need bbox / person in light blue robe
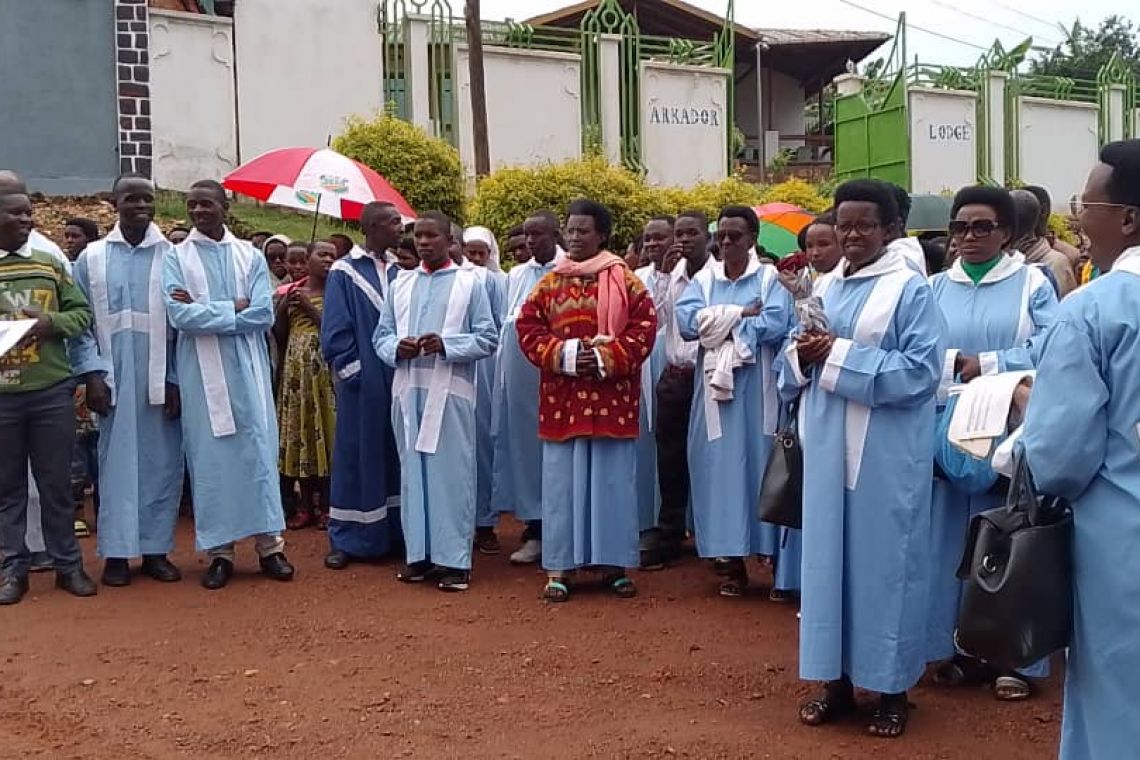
[162,181,291,590]
[461,227,507,554]
[925,186,1059,696]
[70,177,184,587]
[489,214,561,564]
[1021,142,1140,760]
[321,203,404,569]
[780,180,944,738]
[675,207,794,598]
[634,256,668,535]
[374,214,498,591]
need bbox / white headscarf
[463,226,502,272]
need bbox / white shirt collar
[0,242,32,259]
[670,253,715,284]
[709,253,762,283]
[837,248,910,281]
[945,253,1023,285]
[1111,245,1140,275]
[105,222,168,249]
[185,226,241,247]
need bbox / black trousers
[0,381,83,579]
[654,366,695,542]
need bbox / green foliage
[154,191,352,243]
[758,178,831,213]
[1048,213,1079,246]
[333,113,465,223]
[468,157,765,249]
[1032,16,1140,80]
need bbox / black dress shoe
[56,569,98,598]
[101,558,132,587]
[0,577,30,606]
[202,558,234,590]
[324,550,351,570]
[259,553,295,582]
[141,555,182,583]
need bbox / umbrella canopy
[754,202,816,257]
[907,194,953,233]
[223,147,416,223]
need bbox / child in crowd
[396,237,419,270]
[275,241,338,530]
[71,383,99,538]
[283,242,310,287]
[62,218,100,261]
[263,234,292,289]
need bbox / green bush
[757,178,831,213]
[469,158,765,248]
[333,114,465,223]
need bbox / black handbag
[954,451,1073,670]
[757,400,802,530]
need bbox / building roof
[525,0,889,92]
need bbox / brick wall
[115,0,153,177]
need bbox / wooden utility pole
[465,0,491,176]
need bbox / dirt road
[1,519,1061,759]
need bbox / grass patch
[155,191,359,244]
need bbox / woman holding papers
[926,185,1059,700]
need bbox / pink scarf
[554,251,629,336]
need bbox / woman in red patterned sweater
[516,200,658,603]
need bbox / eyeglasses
[1069,195,1137,215]
[835,220,880,236]
[948,219,1000,238]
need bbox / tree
[465,0,491,177]
[1031,16,1140,80]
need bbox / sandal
[542,578,570,603]
[603,574,638,599]
[286,509,314,531]
[74,519,91,538]
[768,588,797,604]
[994,674,1032,702]
[933,654,996,688]
[316,511,330,531]
[799,679,856,727]
[867,693,909,739]
[714,557,748,597]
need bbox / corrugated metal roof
[755,28,893,47]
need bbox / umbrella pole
[309,193,322,243]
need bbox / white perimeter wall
[641,61,729,187]
[234,0,383,162]
[149,10,238,191]
[1018,97,1099,212]
[452,45,582,176]
[908,88,978,195]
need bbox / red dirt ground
[2,518,1061,759]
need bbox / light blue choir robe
[163,228,284,550]
[490,259,555,522]
[635,264,669,532]
[70,223,183,559]
[1022,247,1140,760]
[926,256,1058,667]
[676,258,793,562]
[373,264,498,570]
[777,249,944,694]
[321,249,402,557]
[464,263,507,530]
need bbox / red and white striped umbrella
[222,147,416,223]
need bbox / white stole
[822,252,917,489]
[391,268,477,455]
[86,223,168,406]
[176,229,257,438]
[694,261,778,441]
[333,251,390,310]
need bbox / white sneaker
[509,539,542,565]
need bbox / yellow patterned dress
[277,294,336,479]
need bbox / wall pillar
[833,73,865,97]
[598,34,622,164]
[115,0,153,177]
[985,71,1008,185]
[755,44,766,174]
[1106,84,1127,142]
[404,15,432,132]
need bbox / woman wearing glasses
[925,186,1059,701]
[778,180,944,738]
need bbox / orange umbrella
[752,203,815,257]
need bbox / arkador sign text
[649,106,721,127]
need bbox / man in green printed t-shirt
[0,172,97,605]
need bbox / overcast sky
[479,0,1131,67]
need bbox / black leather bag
[955,452,1073,670]
[758,400,802,530]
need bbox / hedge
[333,113,465,223]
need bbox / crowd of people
[1,137,1139,759]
